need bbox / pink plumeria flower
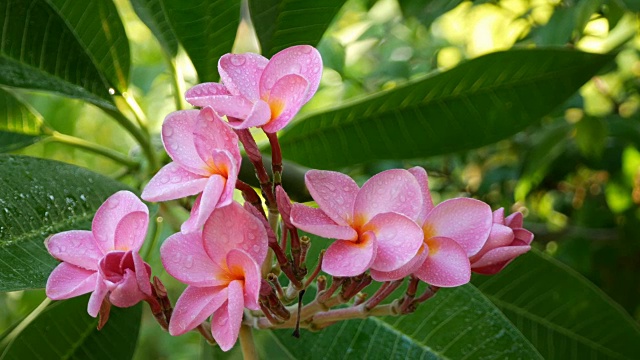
[142,107,241,233]
[291,169,424,278]
[470,208,533,274]
[371,167,493,287]
[162,202,267,351]
[45,191,152,317]
[185,45,322,133]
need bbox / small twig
[303,250,325,289]
[364,279,404,311]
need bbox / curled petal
[169,286,228,336]
[181,175,226,234]
[514,228,534,245]
[414,237,470,287]
[355,169,422,224]
[408,166,434,224]
[505,211,524,228]
[304,170,359,226]
[211,281,244,351]
[203,202,268,266]
[371,243,428,282]
[226,250,261,310]
[218,53,268,100]
[471,224,514,262]
[290,204,357,240]
[45,230,102,270]
[161,231,228,287]
[322,233,377,277]
[424,198,492,257]
[109,269,146,308]
[132,252,152,296]
[365,212,423,272]
[492,208,506,225]
[185,83,231,107]
[225,100,271,130]
[46,263,98,300]
[262,74,308,133]
[88,279,108,317]
[114,211,149,252]
[161,110,209,175]
[193,107,242,168]
[141,162,208,202]
[260,45,323,104]
[92,191,148,253]
[471,245,531,273]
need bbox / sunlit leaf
[278,49,614,169]
[249,0,347,58]
[0,88,48,153]
[0,0,130,109]
[270,285,542,359]
[161,0,241,82]
[473,250,640,359]
[398,0,464,29]
[1,296,141,360]
[130,0,179,57]
[0,155,129,291]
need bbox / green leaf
[1,296,141,360]
[398,0,464,29]
[0,0,130,109]
[0,155,129,291]
[249,0,346,58]
[130,0,179,57]
[619,0,640,12]
[161,0,241,82]
[278,49,614,169]
[270,285,542,359]
[473,250,640,359]
[0,88,48,152]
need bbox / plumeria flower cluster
[44,45,533,352]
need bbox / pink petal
[141,162,208,202]
[87,279,108,317]
[190,95,255,121]
[45,230,102,270]
[505,211,524,228]
[161,231,228,287]
[471,224,514,262]
[92,191,148,253]
[169,286,228,336]
[226,249,262,310]
[493,208,506,225]
[290,204,357,240]
[185,83,231,107]
[161,110,209,175]
[354,169,422,224]
[371,243,428,282]
[203,202,268,266]
[365,212,423,272]
[408,167,434,224]
[211,280,244,351]
[46,263,98,300]
[304,170,359,226]
[219,53,269,100]
[414,237,471,287]
[514,228,534,245]
[193,107,242,168]
[132,252,152,296]
[260,45,322,105]
[181,175,226,234]
[424,198,492,257]
[109,269,146,307]
[322,233,377,277]
[114,211,149,252]
[262,74,308,133]
[226,100,271,130]
[471,245,531,271]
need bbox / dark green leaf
[398,0,464,29]
[473,250,640,359]
[1,296,141,360]
[270,285,542,359]
[249,0,346,58]
[278,49,614,169]
[619,0,640,12]
[130,0,179,57]
[0,0,130,109]
[532,0,603,46]
[575,116,608,158]
[0,155,129,291]
[161,0,241,82]
[0,88,48,152]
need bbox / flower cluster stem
[239,325,259,360]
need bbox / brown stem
[236,129,277,208]
[303,250,325,289]
[265,131,283,187]
[196,322,216,345]
[364,279,404,311]
[236,180,265,218]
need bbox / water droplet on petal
[184,255,194,268]
[230,56,246,66]
[108,198,119,209]
[164,126,174,136]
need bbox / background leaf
[130,0,179,57]
[398,0,464,29]
[270,285,542,359]
[473,250,640,359]
[1,296,141,360]
[249,0,347,57]
[278,49,614,169]
[161,0,241,82]
[0,88,48,153]
[0,0,130,109]
[0,155,129,291]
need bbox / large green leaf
[0,155,129,291]
[270,285,542,359]
[0,0,130,109]
[278,49,614,169]
[130,0,179,57]
[249,0,346,58]
[0,88,48,152]
[1,296,141,360]
[473,250,640,359]
[161,0,240,82]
